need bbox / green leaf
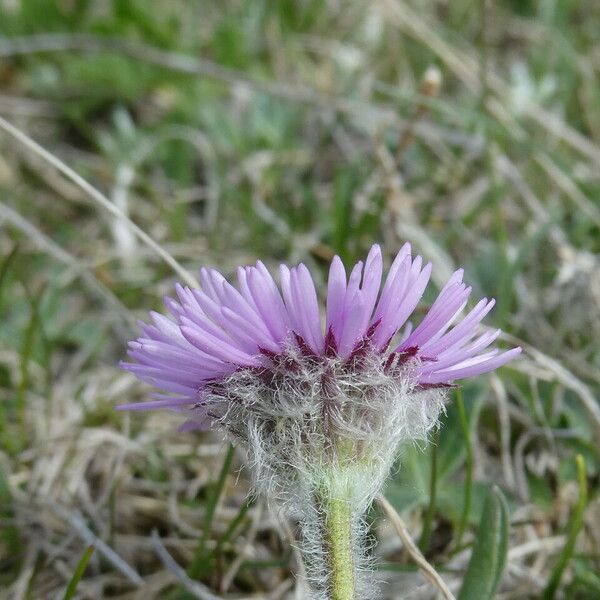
[62,545,95,600]
[458,486,509,600]
[437,482,490,527]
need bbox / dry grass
[1,1,599,598]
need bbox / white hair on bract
[209,343,447,599]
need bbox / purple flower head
[120,243,520,424]
[119,243,520,598]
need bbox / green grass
[0,0,599,597]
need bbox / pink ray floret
[119,244,521,414]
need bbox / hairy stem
[324,494,355,600]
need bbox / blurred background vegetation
[0,0,599,598]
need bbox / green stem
[325,495,355,600]
[419,427,439,553]
[455,388,473,549]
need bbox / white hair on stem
[205,343,447,599]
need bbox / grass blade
[454,388,473,549]
[16,284,46,444]
[419,427,439,553]
[214,494,255,555]
[62,545,95,600]
[458,485,509,600]
[188,444,235,579]
[0,243,19,305]
[543,454,588,599]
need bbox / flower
[120,243,520,418]
[119,243,521,599]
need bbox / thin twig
[0,114,197,287]
[0,199,135,329]
[151,530,224,600]
[377,495,456,600]
[50,504,144,586]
